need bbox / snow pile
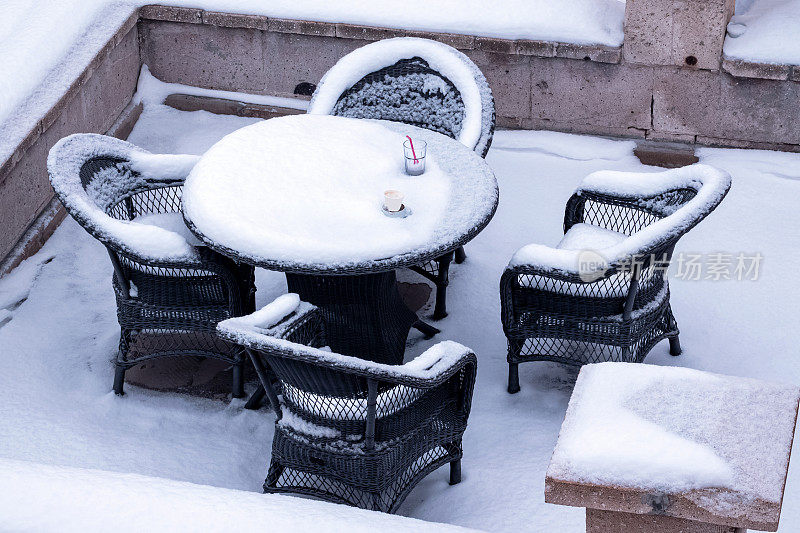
[549,362,800,504]
[308,38,493,155]
[0,458,476,532]
[47,133,201,264]
[724,0,800,65]
[124,102,263,156]
[509,164,732,275]
[226,293,301,330]
[135,65,310,111]
[490,130,638,162]
[170,0,625,45]
[183,114,497,269]
[282,383,425,421]
[0,1,137,158]
[131,213,203,248]
[556,223,627,251]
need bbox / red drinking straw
[405,135,419,164]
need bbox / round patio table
[183,114,498,367]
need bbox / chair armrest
[217,294,317,343]
[128,152,200,185]
[507,244,605,280]
[218,298,477,390]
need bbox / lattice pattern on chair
[217,302,477,513]
[49,135,256,396]
[501,168,731,392]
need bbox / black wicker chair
[501,164,732,393]
[308,37,496,319]
[217,295,477,513]
[48,134,255,396]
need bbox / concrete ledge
[138,4,625,61]
[722,58,792,81]
[634,140,699,168]
[140,4,202,23]
[546,478,775,532]
[335,22,405,41]
[555,43,621,64]
[164,93,304,119]
[201,11,270,31]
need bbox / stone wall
[137,4,800,151]
[3,2,800,269]
[0,13,141,273]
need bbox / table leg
[285,271,425,365]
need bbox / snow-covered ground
[0,458,475,532]
[725,0,800,65]
[1,104,800,531]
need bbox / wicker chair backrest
[80,157,183,222]
[262,311,373,399]
[331,57,465,144]
[565,188,700,239]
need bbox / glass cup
[403,139,427,176]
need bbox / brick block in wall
[263,32,362,97]
[624,0,735,70]
[140,21,266,93]
[653,67,800,145]
[81,27,140,134]
[465,51,532,121]
[529,58,654,133]
[0,136,55,260]
[722,58,791,81]
[140,5,202,24]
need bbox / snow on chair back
[308,37,495,158]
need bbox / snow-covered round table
[183,114,497,365]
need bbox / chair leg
[669,335,682,356]
[413,320,440,339]
[265,461,284,490]
[433,284,448,320]
[245,384,266,410]
[454,246,466,264]
[371,492,383,511]
[232,359,244,398]
[432,253,453,320]
[113,364,126,396]
[507,362,520,394]
[449,458,462,485]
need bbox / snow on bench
[0,457,480,532]
[545,362,800,532]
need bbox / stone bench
[545,363,800,532]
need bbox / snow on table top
[0,458,479,533]
[724,0,800,65]
[183,114,497,272]
[548,362,800,508]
